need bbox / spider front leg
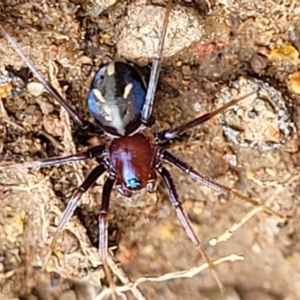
[155,162,224,291]
[98,173,117,298]
[98,173,116,261]
[141,0,173,124]
[0,24,95,131]
[48,164,107,258]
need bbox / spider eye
[126,178,141,190]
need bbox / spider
[0,0,282,289]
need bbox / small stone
[176,60,183,67]
[265,218,280,237]
[251,53,267,74]
[27,82,45,97]
[43,115,64,137]
[83,0,118,17]
[268,44,299,64]
[182,64,192,78]
[0,82,12,98]
[4,211,26,241]
[17,105,43,125]
[117,0,203,65]
[288,71,300,94]
[223,154,237,166]
[36,97,55,115]
[251,242,262,254]
[257,46,270,56]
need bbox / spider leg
[0,145,106,171]
[98,174,117,297]
[159,149,285,219]
[141,0,173,124]
[0,24,92,130]
[155,91,257,143]
[155,163,224,291]
[98,173,116,261]
[48,163,107,259]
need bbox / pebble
[27,82,45,97]
[117,0,203,65]
[288,71,300,94]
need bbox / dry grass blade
[209,206,264,246]
[94,254,244,300]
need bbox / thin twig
[209,206,263,246]
[209,173,300,246]
[133,253,243,285]
[94,253,244,300]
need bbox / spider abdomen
[87,62,147,137]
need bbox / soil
[0,0,300,300]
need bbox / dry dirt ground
[1,0,300,299]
